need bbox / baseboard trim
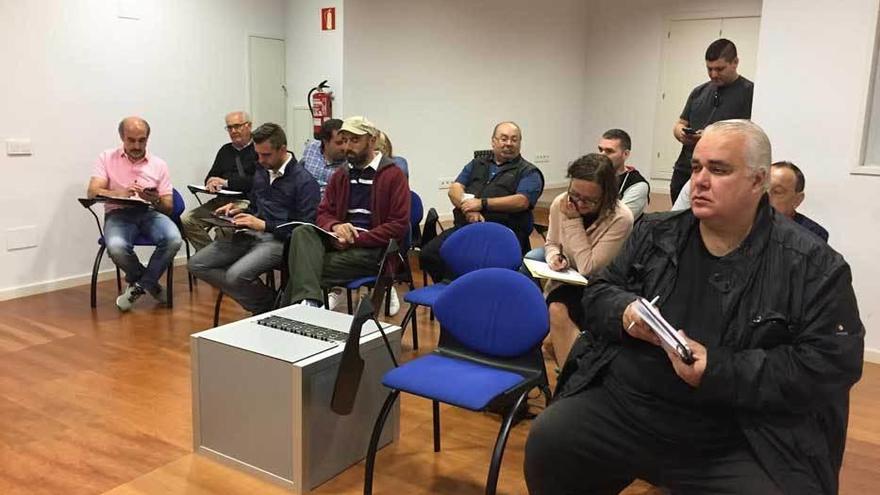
[0,256,189,302]
[864,348,880,364]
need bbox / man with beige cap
[284,116,410,308]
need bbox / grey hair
[225,110,251,123]
[703,119,771,190]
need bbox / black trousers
[670,168,691,204]
[418,226,461,283]
[524,384,784,495]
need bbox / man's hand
[132,184,160,204]
[232,213,265,231]
[547,254,569,271]
[332,223,360,245]
[460,198,482,213]
[664,332,707,388]
[465,212,485,223]
[214,203,238,217]
[560,194,581,219]
[621,300,661,346]
[206,176,227,193]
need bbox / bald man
[87,117,183,312]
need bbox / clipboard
[634,297,695,364]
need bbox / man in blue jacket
[525,120,863,495]
[188,123,319,315]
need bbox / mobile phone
[144,186,157,193]
[682,127,698,135]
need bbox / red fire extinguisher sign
[321,8,336,31]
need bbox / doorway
[249,36,287,130]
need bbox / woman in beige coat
[544,154,634,367]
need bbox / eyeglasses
[567,189,601,208]
[225,122,250,132]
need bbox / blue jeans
[104,208,183,292]
[188,231,283,314]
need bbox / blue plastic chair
[79,188,191,308]
[399,222,522,349]
[364,268,550,495]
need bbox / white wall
[286,0,345,152]
[580,0,763,186]
[0,0,285,296]
[754,0,880,355]
[342,0,591,212]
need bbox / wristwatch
[481,198,489,212]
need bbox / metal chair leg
[166,263,174,308]
[432,400,441,452]
[185,240,194,292]
[346,288,353,314]
[115,266,122,293]
[411,307,419,350]
[485,390,529,495]
[364,390,400,495]
[90,245,106,308]
[399,304,419,350]
[213,291,224,327]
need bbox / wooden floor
[0,225,877,494]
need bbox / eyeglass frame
[567,187,602,208]
[224,122,251,132]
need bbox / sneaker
[388,287,400,316]
[327,289,343,311]
[296,299,323,308]
[116,284,146,312]
[148,284,168,305]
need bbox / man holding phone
[670,38,754,201]
[87,116,182,312]
[187,123,319,315]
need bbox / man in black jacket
[188,123,319,315]
[181,111,260,251]
[525,120,863,494]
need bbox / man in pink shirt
[87,116,182,311]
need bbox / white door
[650,17,760,181]
[249,36,287,130]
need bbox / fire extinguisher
[308,80,333,138]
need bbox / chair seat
[402,283,447,306]
[97,235,162,247]
[344,276,377,290]
[382,354,525,411]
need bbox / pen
[627,295,660,330]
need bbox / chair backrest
[439,222,521,277]
[473,149,493,160]
[407,191,424,249]
[433,268,549,358]
[171,188,186,221]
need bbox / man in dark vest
[420,121,544,283]
[598,128,650,220]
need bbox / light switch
[6,139,32,156]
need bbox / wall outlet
[534,153,550,164]
[438,177,456,189]
[7,226,38,251]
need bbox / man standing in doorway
[670,38,754,201]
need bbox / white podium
[191,305,401,493]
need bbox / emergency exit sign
[321,7,336,31]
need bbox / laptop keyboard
[256,315,349,342]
